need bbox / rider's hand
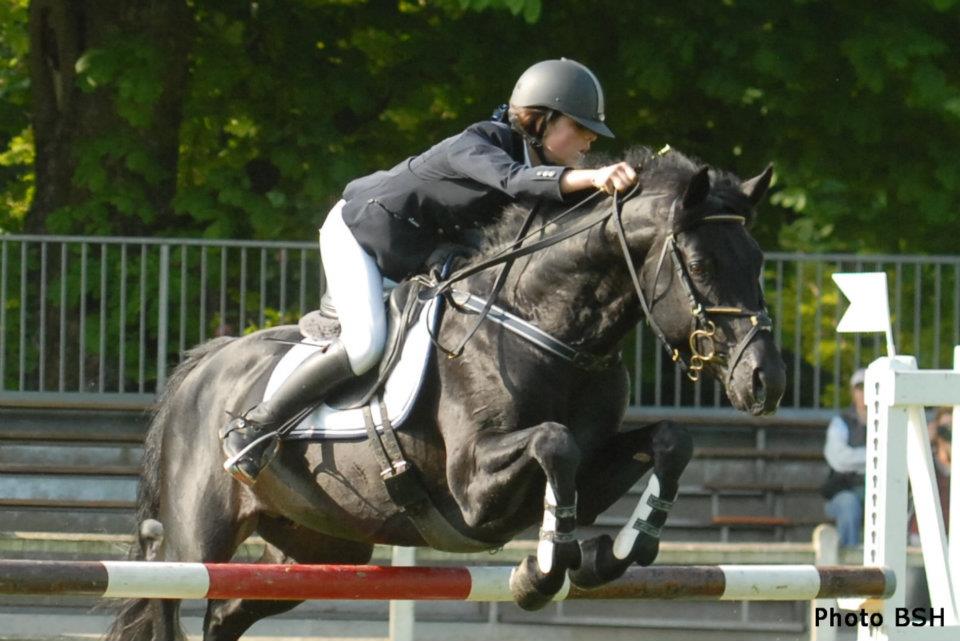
[591,162,638,194]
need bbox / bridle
[420,180,772,382]
[612,193,772,382]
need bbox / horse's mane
[475,145,753,256]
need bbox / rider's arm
[447,123,638,199]
[446,124,567,201]
[561,165,637,194]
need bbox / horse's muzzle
[725,334,786,416]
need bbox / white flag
[832,272,896,355]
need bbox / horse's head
[620,150,786,415]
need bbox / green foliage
[76,38,167,129]
[457,0,542,22]
[0,0,30,232]
[2,0,959,251]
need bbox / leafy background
[2,0,958,252]
[2,0,960,402]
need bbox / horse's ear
[742,164,773,206]
[682,166,711,209]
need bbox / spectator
[929,408,952,505]
[821,368,867,547]
[906,407,951,607]
[910,407,952,544]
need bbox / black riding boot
[220,340,354,485]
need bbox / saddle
[298,279,428,411]
[279,275,498,552]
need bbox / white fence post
[860,357,912,641]
[811,524,839,641]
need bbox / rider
[221,58,639,484]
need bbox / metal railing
[0,235,321,399]
[2,234,959,413]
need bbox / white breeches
[318,200,386,375]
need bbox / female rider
[222,58,638,484]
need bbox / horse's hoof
[556,539,582,570]
[509,555,565,611]
[568,534,628,588]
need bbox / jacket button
[454,224,461,232]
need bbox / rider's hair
[508,105,561,143]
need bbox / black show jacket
[340,120,567,281]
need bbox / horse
[106,146,786,641]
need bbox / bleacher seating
[0,407,146,533]
[0,406,835,544]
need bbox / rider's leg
[222,200,387,484]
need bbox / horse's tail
[104,336,237,641]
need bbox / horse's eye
[688,261,709,277]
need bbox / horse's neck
[491,219,650,356]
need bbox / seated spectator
[929,407,952,503]
[907,407,951,607]
[821,368,867,547]
[910,407,952,544]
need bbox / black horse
[106,147,785,641]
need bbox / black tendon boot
[220,340,354,485]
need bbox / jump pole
[0,560,893,602]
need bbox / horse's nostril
[752,368,766,406]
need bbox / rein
[416,188,609,302]
[421,181,772,381]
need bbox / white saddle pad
[266,297,441,440]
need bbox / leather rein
[419,183,772,382]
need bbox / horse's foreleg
[451,421,581,610]
[571,422,692,588]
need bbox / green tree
[2,0,958,254]
[0,0,30,230]
[25,0,193,234]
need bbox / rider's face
[541,115,597,167]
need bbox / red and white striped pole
[0,561,894,602]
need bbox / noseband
[611,192,772,383]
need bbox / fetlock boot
[221,340,355,485]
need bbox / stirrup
[222,430,280,486]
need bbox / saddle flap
[324,281,425,409]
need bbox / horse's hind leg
[571,421,693,588]
[202,515,374,641]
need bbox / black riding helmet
[509,58,615,139]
